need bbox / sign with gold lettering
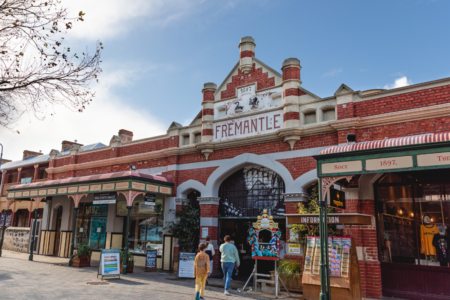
[329,188,346,210]
[321,161,362,174]
[366,156,413,171]
[417,152,450,167]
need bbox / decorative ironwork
[219,165,285,217]
[321,176,352,202]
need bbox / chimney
[239,36,255,74]
[118,129,133,142]
[61,140,84,152]
[23,150,44,160]
[1,158,12,164]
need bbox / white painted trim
[176,180,206,198]
[292,169,318,193]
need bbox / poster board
[178,252,196,278]
[145,250,157,271]
[98,249,121,280]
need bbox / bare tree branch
[0,0,103,129]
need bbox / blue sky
[2,0,450,160]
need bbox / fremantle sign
[213,110,283,142]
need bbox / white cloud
[66,0,206,40]
[0,67,167,161]
[384,76,412,89]
[322,68,342,77]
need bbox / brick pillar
[201,83,217,143]
[17,167,22,183]
[198,197,220,272]
[239,36,255,74]
[284,193,309,266]
[33,164,39,182]
[342,188,382,299]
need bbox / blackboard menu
[145,250,157,270]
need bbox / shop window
[322,108,336,121]
[304,111,317,124]
[376,169,450,267]
[219,165,285,218]
[117,198,164,256]
[13,209,29,227]
[75,203,108,250]
[194,133,201,143]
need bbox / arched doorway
[218,164,286,277]
[54,206,63,256]
[187,190,200,210]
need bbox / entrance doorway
[54,206,63,256]
[29,219,41,254]
[219,218,286,279]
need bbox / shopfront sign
[145,250,157,271]
[93,192,117,204]
[99,249,120,276]
[144,193,156,206]
[366,156,413,171]
[329,187,346,210]
[417,151,450,167]
[20,177,32,184]
[213,110,282,142]
[321,160,362,174]
[178,252,196,278]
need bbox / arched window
[219,165,286,218]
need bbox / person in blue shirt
[219,235,240,296]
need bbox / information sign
[99,249,120,277]
[145,250,157,271]
[178,252,196,278]
[93,192,117,204]
[144,193,156,206]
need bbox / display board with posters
[98,249,121,280]
[178,252,196,278]
[145,250,157,271]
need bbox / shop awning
[313,132,450,178]
[6,171,173,200]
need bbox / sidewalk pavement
[0,250,300,300]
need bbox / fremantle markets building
[2,37,450,299]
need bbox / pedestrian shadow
[0,273,13,281]
[108,278,146,285]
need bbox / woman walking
[219,235,240,296]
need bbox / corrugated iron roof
[319,132,450,155]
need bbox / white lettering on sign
[418,152,450,167]
[366,156,413,171]
[322,161,362,174]
[213,111,283,142]
[300,216,340,224]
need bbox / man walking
[219,235,240,296]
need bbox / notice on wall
[289,230,298,243]
[93,192,117,204]
[201,227,208,239]
[145,250,157,271]
[100,249,120,276]
[178,252,196,278]
[288,244,301,254]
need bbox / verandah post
[122,206,132,275]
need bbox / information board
[178,252,196,278]
[100,249,120,276]
[145,250,157,270]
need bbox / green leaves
[166,205,200,252]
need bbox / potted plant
[273,259,303,292]
[120,250,135,273]
[173,255,179,275]
[72,243,92,267]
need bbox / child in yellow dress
[194,243,211,300]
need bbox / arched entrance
[218,164,286,277]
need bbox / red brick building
[3,36,450,299]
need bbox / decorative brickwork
[282,67,300,81]
[220,64,275,99]
[276,156,316,180]
[283,112,300,121]
[202,108,214,115]
[202,129,213,136]
[354,84,450,118]
[283,88,305,97]
[337,102,355,119]
[239,50,254,58]
[203,90,215,102]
